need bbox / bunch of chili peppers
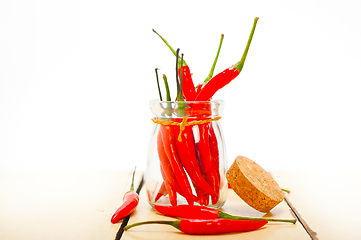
[153,18,259,207]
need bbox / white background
[1,0,360,173]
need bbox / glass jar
[146,99,227,208]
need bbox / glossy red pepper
[124,218,268,235]
[208,123,220,204]
[173,125,215,196]
[178,65,196,101]
[111,169,139,223]
[154,181,167,202]
[154,205,297,223]
[160,165,177,206]
[159,125,194,205]
[152,29,196,101]
[197,124,220,203]
[157,129,183,195]
[195,18,259,101]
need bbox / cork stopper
[226,156,284,212]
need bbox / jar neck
[150,100,224,120]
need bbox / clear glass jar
[146,99,227,208]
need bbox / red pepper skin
[208,123,220,204]
[160,165,177,206]
[110,191,139,223]
[197,124,220,202]
[155,205,218,219]
[193,185,205,205]
[155,181,167,202]
[157,129,184,195]
[173,125,215,196]
[195,65,239,101]
[160,125,194,205]
[124,218,267,235]
[178,65,196,101]
[179,218,267,235]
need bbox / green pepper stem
[124,220,180,231]
[234,17,259,73]
[218,211,296,224]
[162,74,171,101]
[130,167,136,191]
[155,68,163,101]
[179,53,185,101]
[282,188,291,193]
[204,34,224,84]
[162,74,173,116]
[175,48,181,101]
[152,29,187,66]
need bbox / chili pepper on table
[110,168,140,223]
[195,17,259,101]
[159,125,194,205]
[124,218,267,235]
[155,205,297,224]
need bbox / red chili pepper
[110,169,139,223]
[195,18,259,101]
[160,165,177,206]
[173,125,215,196]
[197,124,220,203]
[157,128,184,195]
[154,181,167,202]
[154,205,297,223]
[193,185,205,206]
[124,218,268,235]
[178,64,196,101]
[152,29,196,101]
[159,125,194,205]
[208,123,220,204]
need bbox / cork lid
[226,156,284,212]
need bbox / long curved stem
[234,17,259,72]
[218,211,296,224]
[152,29,187,66]
[204,34,224,84]
[124,220,179,230]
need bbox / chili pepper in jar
[159,125,194,205]
[157,128,184,195]
[124,218,267,235]
[208,123,221,204]
[152,29,196,101]
[154,181,167,202]
[154,205,297,224]
[197,123,220,203]
[110,168,140,223]
[195,17,259,101]
[160,165,178,206]
[173,124,215,196]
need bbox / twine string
[151,116,222,142]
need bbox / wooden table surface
[0,171,360,239]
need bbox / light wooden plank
[123,184,310,239]
[0,171,142,240]
[272,171,361,240]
